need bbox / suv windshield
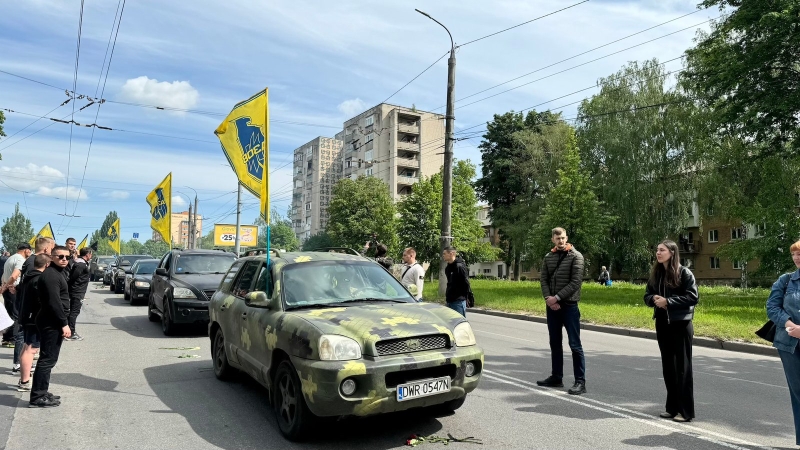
[135,261,158,274]
[174,254,235,274]
[119,255,150,266]
[282,261,415,308]
[98,257,115,265]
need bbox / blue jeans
[546,302,585,383]
[12,323,23,365]
[447,299,467,317]
[779,347,800,445]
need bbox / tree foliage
[255,208,299,251]
[681,0,800,155]
[1,204,33,251]
[301,232,336,251]
[327,176,397,254]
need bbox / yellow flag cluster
[108,218,121,255]
[215,88,270,223]
[147,173,172,245]
[77,234,88,251]
[29,223,55,246]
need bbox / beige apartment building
[290,136,344,242]
[151,210,203,248]
[341,103,445,201]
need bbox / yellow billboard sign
[213,224,259,247]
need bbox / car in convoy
[123,258,159,304]
[110,255,154,294]
[102,263,115,285]
[208,250,484,441]
[90,255,115,282]
[148,249,237,335]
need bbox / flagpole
[234,182,242,257]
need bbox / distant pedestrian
[30,245,72,408]
[64,238,77,279]
[644,240,698,423]
[537,227,586,395]
[66,247,92,341]
[598,266,610,285]
[16,254,49,392]
[767,240,800,446]
[400,247,425,300]
[0,251,10,273]
[1,243,32,363]
[442,247,470,317]
[361,239,394,271]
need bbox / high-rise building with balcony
[290,136,343,242]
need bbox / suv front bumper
[171,299,209,324]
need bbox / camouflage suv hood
[291,302,466,357]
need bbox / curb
[467,308,778,358]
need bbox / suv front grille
[203,290,216,300]
[375,334,449,356]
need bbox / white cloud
[101,190,131,200]
[37,186,88,201]
[337,98,367,118]
[172,196,187,207]
[119,76,199,111]
[0,163,65,191]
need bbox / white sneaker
[17,379,30,392]
[11,364,20,373]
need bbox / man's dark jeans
[30,324,64,402]
[68,296,84,334]
[546,302,585,383]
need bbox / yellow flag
[147,173,172,244]
[29,222,55,246]
[215,88,269,221]
[77,234,88,251]
[108,218,121,255]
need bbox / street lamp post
[182,186,199,249]
[416,8,456,298]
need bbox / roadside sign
[213,224,258,247]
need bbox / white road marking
[483,369,776,450]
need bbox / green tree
[576,60,700,278]
[255,208,299,251]
[301,232,336,251]
[0,109,6,159]
[143,239,170,258]
[122,239,145,255]
[196,230,216,250]
[1,204,34,251]
[529,132,614,272]
[681,0,800,155]
[327,176,397,254]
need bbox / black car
[124,258,159,305]
[148,249,237,335]
[90,256,115,282]
[110,255,154,294]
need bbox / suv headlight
[134,281,150,288]
[318,335,361,361]
[173,287,196,299]
[453,322,477,347]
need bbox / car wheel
[161,297,176,336]
[109,280,115,292]
[114,280,123,294]
[147,294,159,322]
[123,285,130,301]
[273,361,315,441]
[212,328,236,381]
[129,289,139,306]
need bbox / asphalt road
[0,286,796,449]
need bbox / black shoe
[568,381,586,395]
[29,397,60,408]
[660,412,676,419]
[67,333,83,341]
[47,393,61,401]
[536,376,564,388]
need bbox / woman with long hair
[643,240,699,423]
[766,240,800,446]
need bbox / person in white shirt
[400,247,425,301]
[1,243,32,355]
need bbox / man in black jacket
[66,247,92,341]
[30,245,72,407]
[443,247,470,317]
[537,227,587,395]
[16,254,49,392]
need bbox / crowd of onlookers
[0,236,92,408]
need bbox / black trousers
[2,290,16,341]
[656,317,695,418]
[30,324,64,402]
[68,296,83,334]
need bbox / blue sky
[0,0,715,247]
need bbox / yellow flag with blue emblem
[77,234,88,251]
[215,89,269,222]
[147,173,172,245]
[108,218,121,255]
[29,222,55,246]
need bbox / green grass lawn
[422,279,773,344]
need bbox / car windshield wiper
[338,298,408,304]
[178,271,199,274]
[287,303,351,311]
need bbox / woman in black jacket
[643,240,699,423]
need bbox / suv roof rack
[242,248,282,258]
[311,247,361,256]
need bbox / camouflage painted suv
[209,250,483,441]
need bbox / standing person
[64,238,77,279]
[16,254,49,392]
[767,240,800,446]
[1,243,32,360]
[644,240,698,423]
[537,227,586,396]
[66,247,92,341]
[400,247,425,300]
[30,245,72,408]
[442,247,470,317]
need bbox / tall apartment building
[150,210,202,248]
[290,136,343,242]
[341,103,445,201]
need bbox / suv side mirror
[245,291,272,309]
[155,268,168,277]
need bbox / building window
[306,147,313,157]
[483,269,491,274]
[680,258,693,269]
[365,133,374,143]
[305,203,311,211]
[365,168,373,176]
[756,223,766,236]
[733,260,744,270]
[707,205,714,216]
[364,115,374,127]
[708,230,719,243]
[364,150,373,161]
[731,228,743,240]
[710,257,720,269]
[345,158,353,168]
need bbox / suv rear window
[120,255,151,266]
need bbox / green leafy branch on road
[406,433,482,446]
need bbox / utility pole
[416,9,456,297]
[193,195,198,249]
[234,182,242,257]
[187,203,193,250]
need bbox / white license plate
[396,377,451,402]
